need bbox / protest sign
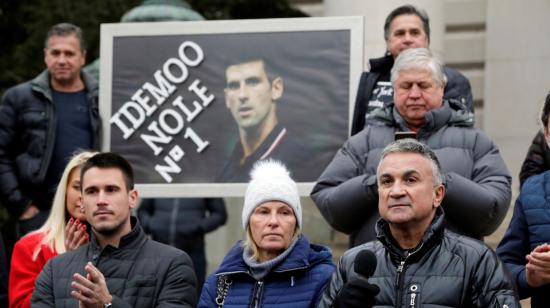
[99,16,363,196]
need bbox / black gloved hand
[334,278,380,308]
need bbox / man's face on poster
[224,60,283,130]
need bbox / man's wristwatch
[104,294,113,307]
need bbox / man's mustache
[93,209,115,216]
[387,196,412,207]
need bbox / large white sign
[99,16,364,197]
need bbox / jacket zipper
[394,243,424,307]
[410,292,417,307]
[395,260,406,307]
[275,265,308,273]
[251,280,264,308]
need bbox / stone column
[483,0,550,189]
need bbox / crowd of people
[0,2,548,308]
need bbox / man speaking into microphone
[319,139,518,307]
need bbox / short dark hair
[383,5,430,43]
[80,152,134,191]
[224,57,278,83]
[541,91,550,129]
[45,22,86,51]
[222,41,282,83]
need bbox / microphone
[334,250,379,308]
[354,250,377,279]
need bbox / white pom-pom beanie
[242,159,301,230]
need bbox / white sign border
[99,16,364,197]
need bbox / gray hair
[383,4,430,43]
[377,138,444,186]
[45,23,86,51]
[390,48,446,88]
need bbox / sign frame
[99,16,364,197]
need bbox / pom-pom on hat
[242,159,301,230]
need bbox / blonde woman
[8,151,96,308]
[199,160,334,307]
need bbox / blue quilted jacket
[497,171,550,308]
[198,235,334,308]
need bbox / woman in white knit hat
[198,159,335,307]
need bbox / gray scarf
[243,237,299,281]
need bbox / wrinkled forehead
[389,14,425,33]
[377,152,433,177]
[45,33,82,51]
[396,67,436,82]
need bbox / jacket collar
[81,70,99,100]
[31,70,53,101]
[368,54,394,73]
[368,100,474,134]
[230,122,287,163]
[89,216,147,254]
[30,69,98,102]
[376,207,445,261]
[215,234,332,276]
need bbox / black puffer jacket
[319,208,519,307]
[0,70,100,217]
[31,217,197,307]
[351,54,474,135]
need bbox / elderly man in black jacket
[319,139,519,307]
[31,153,197,307]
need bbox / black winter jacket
[519,130,550,187]
[0,70,100,217]
[351,54,474,135]
[31,217,197,307]
[319,208,519,307]
[138,198,227,251]
[138,197,227,291]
